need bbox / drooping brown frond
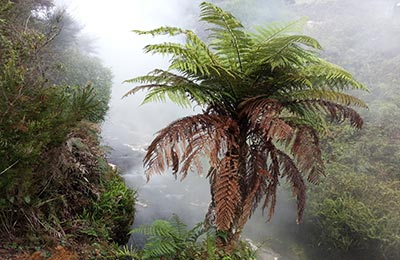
[288,100,364,129]
[240,97,294,141]
[144,113,239,180]
[262,142,281,221]
[242,140,307,223]
[238,178,261,228]
[213,154,241,231]
[276,149,306,224]
[239,97,281,119]
[291,126,324,184]
[238,149,265,228]
[241,147,269,217]
[318,100,364,129]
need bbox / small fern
[114,245,140,258]
[130,215,257,260]
[130,215,205,259]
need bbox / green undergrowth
[0,122,136,259]
[116,214,257,260]
[303,171,400,260]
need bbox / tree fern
[126,1,367,252]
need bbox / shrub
[305,172,400,259]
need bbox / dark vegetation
[126,1,367,256]
[0,0,135,258]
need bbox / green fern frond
[290,90,368,108]
[187,222,207,243]
[122,84,166,98]
[253,35,321,70]
[142,240,180,259]
[251,17,309,43]
[200,2,244,31]
[134,26,231,78]
[200,1,250,71]
[130,219,176,238]
[132,26,187,37]
[142,85,193,108]
[170,214,189,239]
[283,106,328,133]
[142,42,193,57]
[125,69,195,85]
[125,69,226,106]
[114,245,140,258]
[307,60,368,91]
[130,215,207,259]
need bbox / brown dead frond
[240,97,294,141]
[144,114,239,180]
[213,154,241,231]
[297,100,364,129]
[240,147,269,224]
[261,142,281,221]
[276,149,306,224]
[291,126,324,184]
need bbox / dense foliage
[127,1,366,252]
[306,172,400,259]
[0,0,112,176]
[0,1,134,258]
[291,1,400,259]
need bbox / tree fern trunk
[213,123,250,253]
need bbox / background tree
[126,2,366,252]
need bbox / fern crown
[125,1,367,118]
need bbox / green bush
[0,0,112,177]
[305,172,400,259]
[81,171,136,245]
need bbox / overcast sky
[56,0,199,83]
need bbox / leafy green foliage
[128,215,257,260]
[0,0,112,174]
[305,172,400,259]
[0,121,136,257]
[130,215,203,259]
[80,171,136,244]
[46,48,113,121]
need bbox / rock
[136,200,148,208]
[244,238,282,260]
[257,247,281,260]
